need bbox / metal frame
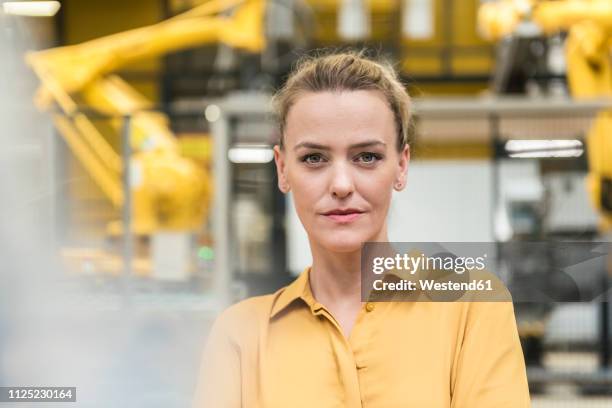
[210,92,274,309]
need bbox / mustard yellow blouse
[193,266,531,407]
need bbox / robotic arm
[479,0,612,231]
[26,0,265,235]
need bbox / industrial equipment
[478,0,612,232]
[26,0,265,236]
[478,0,612,391]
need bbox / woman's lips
[323,212,363,223]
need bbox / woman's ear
[394,144,410,191]
[273,144,290,193]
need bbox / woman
[193,51,531,407]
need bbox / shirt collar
[270,265,320,319]
[269,266,404,319]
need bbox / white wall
[388,160,494,242]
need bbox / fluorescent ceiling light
[228,145,274,164]
[2,1,61,17]
[508,149,583,158]
[505,139,583,152]
[505,139,584,158]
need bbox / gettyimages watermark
[360,242,612,302]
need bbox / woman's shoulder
[209,287,286,340]
[218,293,277,324]
[212,270,305,330]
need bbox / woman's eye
[301,153,325,165]
[357,152,382,164]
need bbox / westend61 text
[373,279,494,292]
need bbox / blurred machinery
[25,0,266,279]
[479,0,612,231]
[26,0,265,236]
[162,0,493,97]
[479,0,612,391]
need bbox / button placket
[349,302,373,371]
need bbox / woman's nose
[329,164,355,198]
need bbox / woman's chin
[318,234,367,253]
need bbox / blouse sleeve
[192,312,242,408]
[450,301,531,408]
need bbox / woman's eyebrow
[293,140,386,151]
[293,141,329,151]
[349,140,386,149]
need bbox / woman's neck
[309,249,362,305]
[308,229,390,308]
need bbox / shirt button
[365,302,375,312]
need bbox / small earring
[395,182,403,189]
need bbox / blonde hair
[272,50,412,151]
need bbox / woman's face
[274,90,410,253]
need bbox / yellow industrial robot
[26,0,265,236]
[478,0,612,231]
